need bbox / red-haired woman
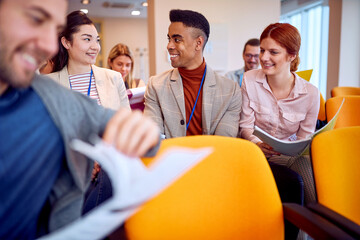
[239,23,320,204]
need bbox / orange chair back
[331,86,360,97]
[326,96,360,128]
[311,127,360,225]
[296,69,326,121]
[125,136,284,240]
[318,93,326,121]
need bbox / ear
[288,54,296,62]
[61,36,71,49]
[195,36,204,51]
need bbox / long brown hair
[260,23,301,72]
[108,43,135,88]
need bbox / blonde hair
[108,43,135,88]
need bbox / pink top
[239,69,320,144]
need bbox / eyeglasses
[244,54,259,59]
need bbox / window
[281,0,329,96]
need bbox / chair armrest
[283,203,354,239]
[307,202,360,238]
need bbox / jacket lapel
[170,69,186,120]
[92,65,107,106]
[59,67,71,88]
[202,66,216,135]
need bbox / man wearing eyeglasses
[225,38,260,87]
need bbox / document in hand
[38,139,212,240]
[127,86,146,111]
[253,98,345,156]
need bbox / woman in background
[48,11,129,110]
[108,43,145,89]
[239,22,320,204]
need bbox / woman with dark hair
[239,23,320,204]
[47,11,129,110]
[47,12,130,223]
[108,43,145,89]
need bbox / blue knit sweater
[0,86,63,239]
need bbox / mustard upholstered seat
[309,127,360,238]
[296,69,313,82]
[331,86,360,97]
[124,136,352,240]
[296,69,326,121]
[325,96,360,128]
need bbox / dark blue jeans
[269,162,304,240]
[82,169,113,215]
[82,170,126,239]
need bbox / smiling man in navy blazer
[144,9,242,139]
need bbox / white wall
[339,0,360,87]
[94,1,280,79]
[98,17,149,82]
[148,0,280,76]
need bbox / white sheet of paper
[128,86,146,104]
[38,139,212,240]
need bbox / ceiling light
[81,0,91,4]
[141,2,148,7]
[102,2,133,8]
[131,10,141,16]
[80,9,89,14]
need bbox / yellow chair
[326,96,360,128]
[331,86,360,97]
[318,92,326,121]
[296,69,313,81]
[124,136,351,240]
[309,127,360,238]
[296,69,326,121]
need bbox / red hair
[260,23,301,72]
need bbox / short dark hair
[51,10,93,72]
[243,38,260,54]
[169,9,210,44]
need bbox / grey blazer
[32,74,114,232]
[144,66,242,138]
[47,65,130,110]
[31,74,159,233]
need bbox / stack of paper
[38,138,212,240]
[253,98,345,156]
[127,86,146,111]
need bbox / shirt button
[180,120,185,125]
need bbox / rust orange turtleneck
[178,59,206,136]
